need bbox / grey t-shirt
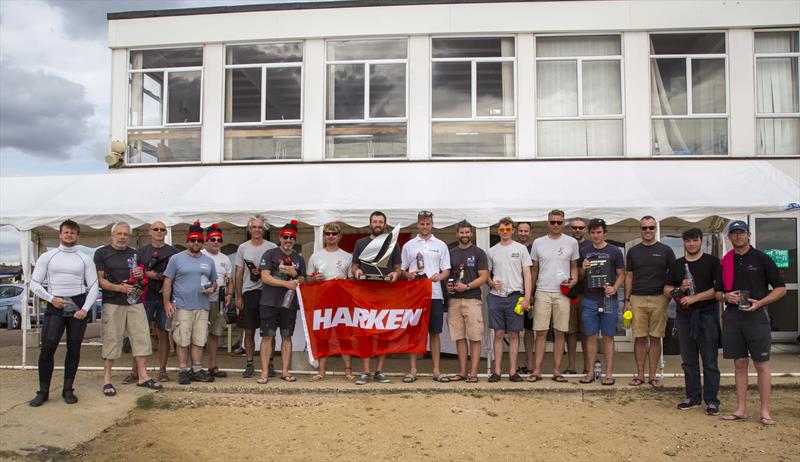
[307,248,352,280]
[259,248,306,309]
[163,251,218,310]
[487,241,532,296]
[235,240,277,293]
[531,234,580,292]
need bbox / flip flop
[281,375,297,382]
[628,377,644,387]
[526,374,542,383]
[579,376,594,384]
[136,379,163,390]
[310,374,325,382]
[447,374,466,382]
[601,377,616,386]
[102,383,116,397]
[432,375,451,383]
[466,375,478,383]
[648,378,663,389]
[402,373,417,383]
[721,414,746,421]
[256,377,268,384]
[760,417,776,426]
[552,375,568,383]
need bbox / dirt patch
[65,388,799,462]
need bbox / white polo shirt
[401,234,451,300]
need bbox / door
[751,214,799,341]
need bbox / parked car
[0,284,103,329]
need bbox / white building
[2,0,798,347]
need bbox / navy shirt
[580,242,624,301]
[626,242,676,295]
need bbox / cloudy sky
[0,0,333,263]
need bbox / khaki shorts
[533,291,570,332]
[172,309,209,348]
[568,296,584,334]
[631,295,668,338]
[102,303,152,360]
[447,298,485,342]
[208,301,226,337]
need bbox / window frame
[221,41,305,164]
[125,46,205,166]
[753,28,800,157]
[648,31,730,156]
[323,37,410,160]
[533,33,626,158]
[430,34,518,160]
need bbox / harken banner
[298,279,432,360]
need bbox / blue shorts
[581,297,618,337]
[144,299,168,331]
[487,293,524,333]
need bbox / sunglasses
[418,211,433,218]
[549,220,564,225]
[188,238,203,243]
[498,227,514,233]
[208,237,222,243]
[571,226,585,230]
[281,235,296,241]
[324,231,339,236]
[640,226,656,231]
[151,228,166,232]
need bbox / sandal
[601,377,616,386]
[526,374,542,383]
[121,372,138,385]
[628,377,644,387]
[402,373,417,383]
[344,367,356,381]
[311,374,325,382]
[256,377,268,384]
[579,376,594,384]
[551,375,568,383]
[488,373,501,383]
[648,378,663,389]
[721,414,746,421]
[136,379,163,390]
[448,374,466,382]
[466,375,478,383]
[760,417,776,426]
[432,375,451,383]
[281,375,297,382]
[209,367,227,378]
[102,383,116,397]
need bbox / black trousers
[38,312,88,385]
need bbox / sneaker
[242,362,255,378]
[268,362,276,378]
[373,371,391,383]
[355,373,371,385]
[518,367,532,375]
[509,373,523,382]
[676,399,701,411]
[191,369,215,383]
[178,369,191,385]
[705,403,721,416]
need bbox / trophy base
[360,274,391,281]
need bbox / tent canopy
[2,160,798,230]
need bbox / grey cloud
[0,64,94,158]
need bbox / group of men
[28,212,787,425]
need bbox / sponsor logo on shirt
[746,264,759,272]
[467,256,476,267]
[511,252,521,259]
[200,263,210,270]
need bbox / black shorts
[260,305,297,338]
[237,289,261,331]
[722,309,771,362]
[429,299,445,334]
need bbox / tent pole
[655,220,665,379]
[476,226,491,375]
[19,229,33,367]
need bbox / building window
[127,48,203,164]
[535,35,623,157]
[755,30,799,156]
[650,33,728,156]
[431,37,516,158]
[325,39,407,159]
[223,42,303,161]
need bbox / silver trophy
[358,224,402,281]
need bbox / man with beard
[163,221,218,385]
[445,220,489,383]
[134,221,180,382]
[664,228,721,415]
[257,220,306,383]
[234,215,277,378]
[29,219,99,406]
[351,211,401,385]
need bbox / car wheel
[10,311,21,330]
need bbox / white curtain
[650,43,687,154]
[756,32,800,155]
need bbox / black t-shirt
[580,242,624,301]
[138,243,180,301]
[448,244,489,300]
[626,241,676,295]
[714,247,785,311]
[669,253,721,314]
[258,247,306,309]
[94,245,140,305]
[352,235,402,277]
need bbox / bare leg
[533,330,548,376]
[245,329,256,362]
[207,334,219,369]
[602,335,615,378]
[280,336,292,376]
[566,332,577,372]
[190,344,204,367]
[732,357,749,417]
[376,355,386,372]
[584,334,598,380]
[469,340,481,378]
[493,330,505,375]
[524,330,534,370]
[633,337,647,379]
[648,335,661,380]
[257,336,273,381]
[135,356,151,383]
[456,339,468,377]
[318,357,327,376]
[409,353,418,376]
[508,331,520,375]
[553,330,565,375]
[103,359,114,385]
[753,360,772,421]
[177,346,189,369]
[430,333,441,377]
[361,356,371,374]
[158,329,169,372]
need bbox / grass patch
[135,394,171,410]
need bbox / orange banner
[298,279,432,359]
